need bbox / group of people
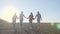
[12,11,42,29]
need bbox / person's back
[36,13,41,21]
[20,13,23,21]
[29,14,34,21]
[28,12,34,29]
[36,11,42,23]
[12,13,17,30]
[12,13,17,23]
[20,11,26,28]
[35,11,42,29]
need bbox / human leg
[29,20,33,29]
[20,20,23,28]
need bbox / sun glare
[2,5,19,23]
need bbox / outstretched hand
[33,18,35,20]
[25,17,28,19]
[26,18,29,19]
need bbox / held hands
[33,18,34,20]
[25,17,28,19]
[24,16,28,19]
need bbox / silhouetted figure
[35,11,42,29]
[12,13,17,29]
[20,11,26,28]
[28,12,34,29]
[35,11,42,23]
[12,13,17,34]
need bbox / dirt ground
[0,23,60,34]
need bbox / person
[27,12,34,29]
[35,11,42,29]
[12,13,18,34]
[19,11,26,28]
[12,13,17,29]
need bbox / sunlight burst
[2,5,19,22]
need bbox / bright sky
[0,0,60,23]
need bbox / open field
[0,23,60,34]
[0,19,60,34]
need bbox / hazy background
[0,0,60,23]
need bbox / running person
[35,11,42,29]
[28,12,34,29]
[12,13,17,29]
[19,11,26,28]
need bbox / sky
[0,0,60,23]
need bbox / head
[30,12,33,15]
[37,11,40,14]
[21,11,23,14]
